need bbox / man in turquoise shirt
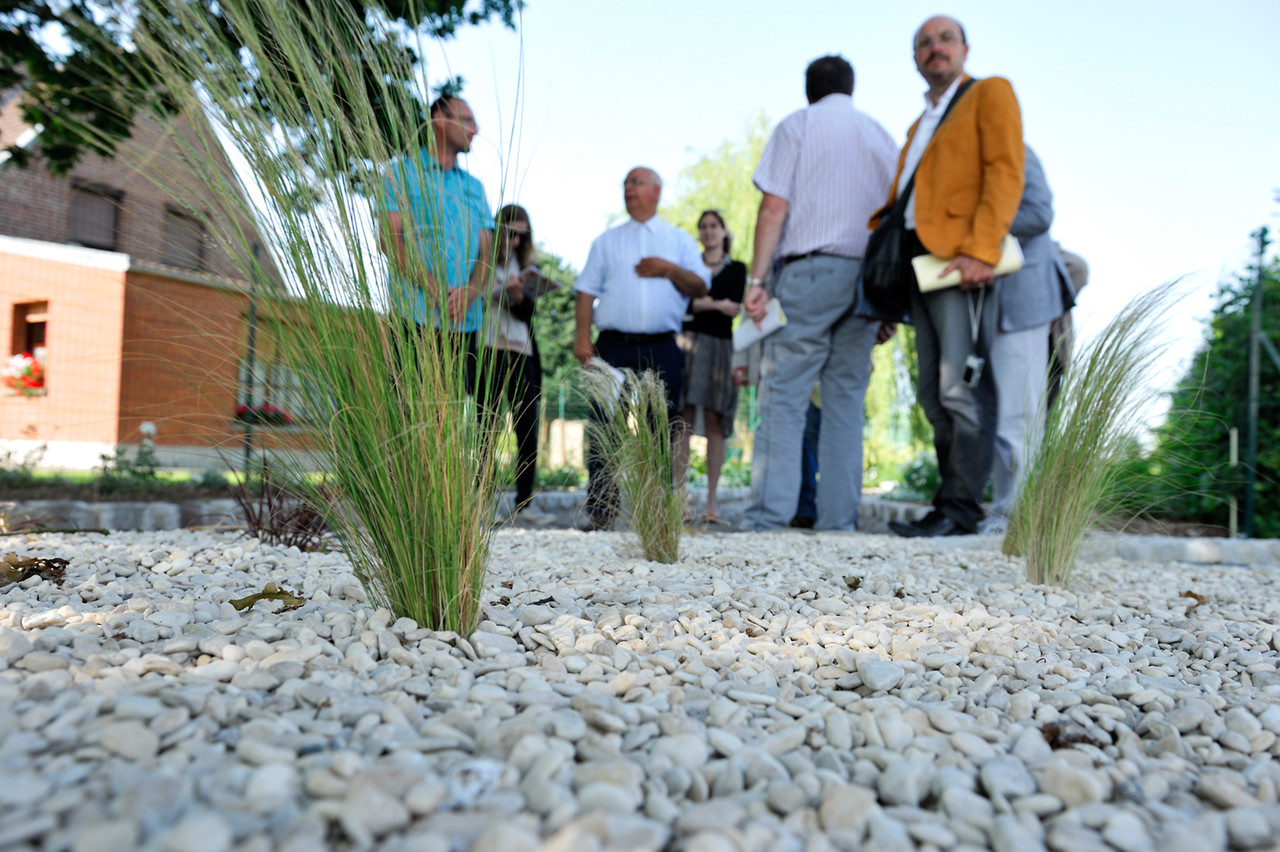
[379,95,493,389]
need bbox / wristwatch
[747,276,765,288]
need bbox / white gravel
[1,527,1279,851]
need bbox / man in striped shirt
[740,55,899,532]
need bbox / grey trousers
[911,281,1001,531]
[743,255,878,531]
[989,322,1049,518]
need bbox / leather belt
[781,250,853,266]
[597,330,675,345]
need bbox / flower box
[3,353,45,397]
[235,403,293,426]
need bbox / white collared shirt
[752,93,898,260]
[575,216,709,335]
[899,74,966,230]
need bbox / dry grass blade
[581,366,686,563]
[1005,282,1178,585]
[94,0,506,631]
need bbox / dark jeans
[394,323,478,398]
[476,348,542,506]
[586,333,684,521]
[796,400,821,521]
[904,230,999,531]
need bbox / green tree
[662,110,771,263]
[864,326,931,484]
[1140,255,1280,535]
[0,0,518,173]
[530,247,592,420]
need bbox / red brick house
[1,93,308,470]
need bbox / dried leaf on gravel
[1181,590,1209,613]
[1,552,69,587]
[229,582,305,612]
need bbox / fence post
[1244,226,1269,538]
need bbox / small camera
[962,354,985,388]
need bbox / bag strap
[887,77,978,223]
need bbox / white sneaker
[978,516,1008,536]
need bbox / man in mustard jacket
[872,15,1025,537]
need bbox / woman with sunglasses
[479,204,547,516]
[675,210,747,523]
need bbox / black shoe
[789,515,816,529]
[576,511,613,532]
[889,512,969,538]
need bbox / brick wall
[0,244,127,445]
[0,99,275,283]
[118,271,246,449]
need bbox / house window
[11,301,47,360]
[163,206,205,270]
[68,184,122,250]
[5,302,47,395]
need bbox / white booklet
[586,357,626,405]
[732,298,787,352]
[912,234,1024,292]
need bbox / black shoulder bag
[856,78,976,323]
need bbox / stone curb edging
[5,493,1278,567]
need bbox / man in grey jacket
[987,146,1076,522]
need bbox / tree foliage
[662,110,771,264]
[0,0,518,173]
[530,248,592,419]
[1136,256,1280,535]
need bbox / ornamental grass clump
[581,365,686,563]
[103,0,504,631]
[1004,283,1177,586]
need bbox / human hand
[875,322,897,345]
[742,285,769,325]
[635,257,673,279]
[415,272,440,301]
[941,255,995,290]
[732,366,749,386]
[719,299,741,317]
[446,286,475,322]
[573,335,595,366]
[504,273,526,303]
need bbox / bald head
[623,166,662,222]
[913,15,969,97]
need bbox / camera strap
[967,288,985,348]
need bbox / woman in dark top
[676,209,746,522]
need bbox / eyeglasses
[915,30,962,51]
[623,177,657,188]
[503,227,528,239]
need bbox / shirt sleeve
[752,113,802,201]
[469,177,493,233]
[380,160,402,213]
[722,261,747,303]
[575,236,606,297]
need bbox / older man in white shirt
[574,166,710,530]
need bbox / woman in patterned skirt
[675,210,746,522]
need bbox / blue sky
[422,0,1280,394]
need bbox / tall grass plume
[1004,283,1178,585]
[93,0,506,631]
[581,365,686,563]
